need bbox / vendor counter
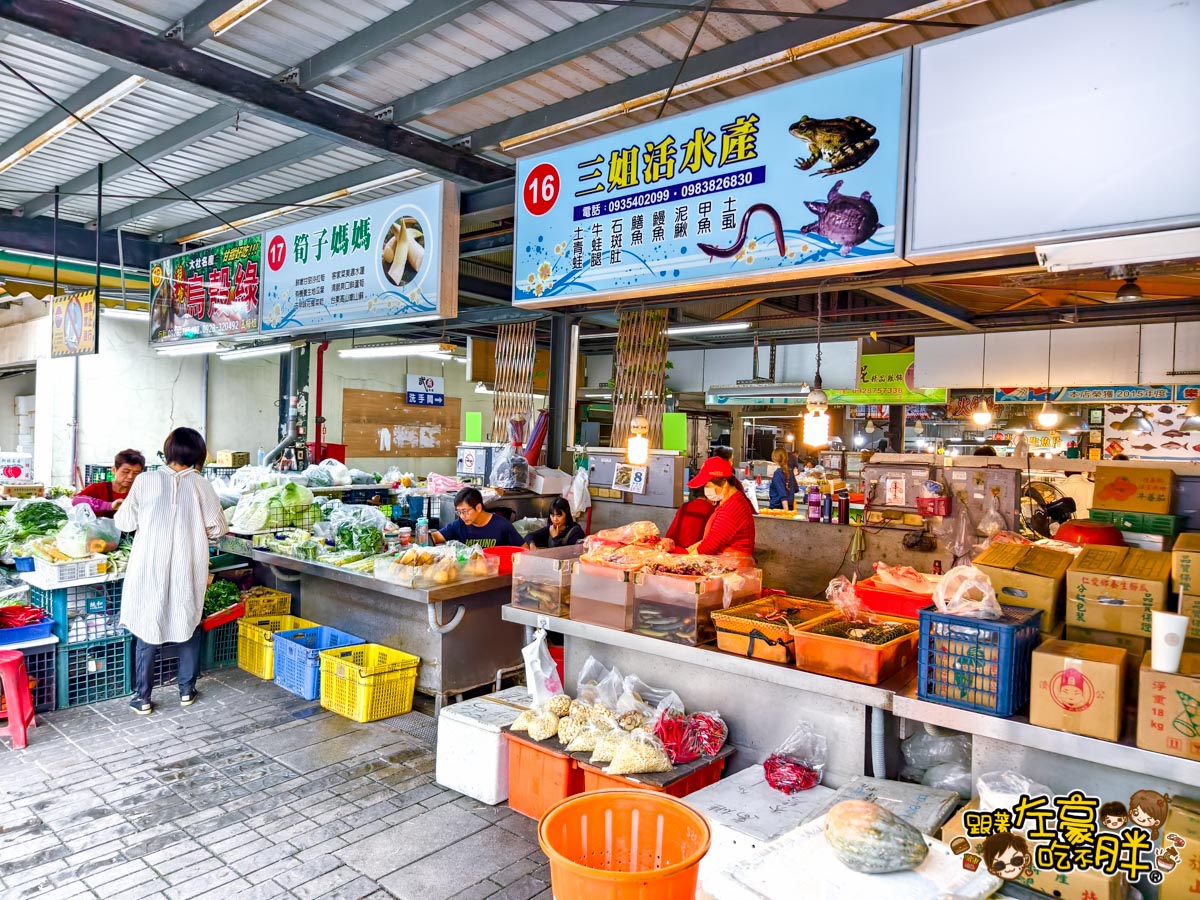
[252,551,524,711]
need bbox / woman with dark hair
[684,455,755,562]
[74,449,145,518]
[115,428,227,715]
[432,486,524,548]
[524,497,585,549]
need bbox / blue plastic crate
[917,604,1042,717]
[204,620,239,669]
[30,581,123,645]
[57,635,130,708]
[273,626,365,701]
[13,557,34,572]
[0,618,54,646]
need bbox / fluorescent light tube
[664,322,752,336]
[209,0,276,36]
[100,307,149,321]
[218,344,295,360]
[156,342,223,357]
[339,343,444,359]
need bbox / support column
[888,404,905,454]
[547,315,578,470]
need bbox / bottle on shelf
[256,446,266,467]
[807,486,821,523]
[416,516,430,546]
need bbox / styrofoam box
[435,689,532,805]
[14,396,33,415]
[685,764,836,900]
[803,775,960,836]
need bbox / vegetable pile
[203,580,241,616]
[0,501,67,557]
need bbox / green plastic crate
[1087,509,1119,525]
[56,635,130,708]
[1139,514,1185,536]
[204,620,239,669]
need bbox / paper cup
[1151,610,1190,673]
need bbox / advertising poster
[994,386,1200,404]
[50,289,98,358]
[829,352,947,405]
[149,235,262,344]
[261,181,458,335]
[512,54,906,306]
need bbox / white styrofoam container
[435,690,531,805]
[686,764,836,899]
[803,776,961,836]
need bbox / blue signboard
[995,386,1200,404]
[512,54,907,306]
[260,182,457,335]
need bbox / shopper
[768,448,796,511]
[524,497,585,549]
[74,449,145,518]
[685,455,756,562]
[116,428,227,715]
[433,487,524,548]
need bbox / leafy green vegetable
[203,580,241,617]
[335,523,382,554]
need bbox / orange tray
[572,746,733,797]
[504,731,583,820]
[789,612,919,685]
[712,596,830,663]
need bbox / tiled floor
[0,667,553,900]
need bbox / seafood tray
[712,596,831,663]
[789,612,920,685]
[632,594,725,646]
[512,576,571,617]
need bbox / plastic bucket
[539,789,710,900]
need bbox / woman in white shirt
[116,427,228,714]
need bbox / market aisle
[0,669,553,900]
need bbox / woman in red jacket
[686,456,755,564]
[74,449,145,518]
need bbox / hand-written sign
[341,388,460,458]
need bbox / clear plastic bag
[922,761,973,799]
[590,727,631,765]
[901,730,972,771]
[764,721,827,794]
[934,499,976,567]
[527,708,560,742]
[592,665,624,718]
[575,656,610,705]
[319,459,352,486]
[521,628,564,707]
[606,730,673,776]
[976,491,1006,539]
[302,464,334,488]
[653,709,699,765]
[978,770,1052,815]
[490,443,522,490]
[825,575,863,622]
[873,563,938,595]
[932,565,1002,619]
[685,711,728,757]
[617,675,675,720]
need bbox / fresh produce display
[230,483,316,532]
[823,800,929,873]
[654,710,701,765]
[0,501,67,557]
[203,580,241,616]
[810,618,916,644]
[106,539,132,574]
[316,550,366,567]
[335,522,383,555]
[686,711,728,756]
[763,753,822,794]
[606,731,673,775]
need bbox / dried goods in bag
[606,730,672,776]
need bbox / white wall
[0,371,35,451]
[207,355,282,456]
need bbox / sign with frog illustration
[260,181,458,335]
[512,54,907,307]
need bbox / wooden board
[342,389,461,457]
[468,337,552,393]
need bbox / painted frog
[789,115,879,177]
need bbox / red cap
[688,456,735,489]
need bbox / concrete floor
[0,667,554,900]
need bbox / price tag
[536,615,550,630]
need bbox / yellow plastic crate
[240,587,293,617]
[318,644,420,723]
[237,615,318,679]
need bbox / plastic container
[240,587,292,617]
[415,516,430,546]
[789,612,920,685]
[504,731,583,820]
[32,554,109,584]
[918,603,1042,716]
[512,576,571,616]
[712,596,830,663]
[203,620,238,669]
[56,634,130,708]
[855,575,937,619]
[539,789,711,900]
[574,751,729,797]
[237,615,318,680]
[632,570,762,647]
[435,692,530,805]
[848,494,866,525]
[13,557,34,573]
[29,580,124,645]
[484,546,525,576]
[273,626,365,701]
[201,601,244,632]
[513,544,585,581]
[0,617,54,646]
[318,643,420,722]
[570,563,636,630]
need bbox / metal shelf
[501,604,908,710]
[892,688,1200,787]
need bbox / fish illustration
[1160,420,1175,427]
[1161,441,1187,450]
[1109,406,1128,414]
[1194,444,1200,452]
[1159,405,1175,413]
[1162,429,1187,438]
[1129,443,1156,451]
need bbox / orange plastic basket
[504,731,582,820]
[789,612,919,685]
[539,789,711,900]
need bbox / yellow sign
[50,289,98,358]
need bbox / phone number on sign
[572,165,766,221]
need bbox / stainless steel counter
[254,551,523,711]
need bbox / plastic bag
[978,770,1053,815]
[565,720,604,753]
[231,466,273,494]
[522,628,564,707]
[576,656,610,705]
[685,711,728,757]
[527,709,560,742]
[90,517,120,553]
[557,714,585,747]
[319,458,352,486]
[590,728,632,765]
[303,464,334,488]
[607,730,673,776]
[825,575,863,622]
[934,500,975,567]
[512,517,543,537]
[592,665,624,717]
[490,443,523,490]
[932,565,1002,619]
[617,675,676,720]
[587,521,662,548]
[976,491,1005,539]
[922,762,973,799]
[347,468,376,485]
[901,730,972,771]
[653,710,700,765]
[567,468,591,519]
[764,721,827,794]
[873,563,938,595]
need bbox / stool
[0,649,36,749]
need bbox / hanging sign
[50,289,98,358]
[613,463,648,495]
[829,353,947,404]
[512,54,906,307]
[406,373,444,407]
[149,235,262,344]
[994,386,1200,404]
[260,181,458,335]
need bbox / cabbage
[279,483,314,509]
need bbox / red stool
[0,650,36,749]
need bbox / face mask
[704,485,721,503]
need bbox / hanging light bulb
[802,410,829,448]
[1037,401,1061,429]
[864,419,876,435]
[627,413,650,465]
[1058,409,1087,434]
[1006,406,1034,432]
[972,398,994,426]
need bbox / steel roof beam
[462,0,922,150]
[383,0,711,125]
[863,285,981,332]
[0,213,175,270]
[172,0,251,47]
[287,0,489,91]
[0,0,511,185]
[0,70,132,169]
[19,106,237,220]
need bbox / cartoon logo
[982,832,1032,881]
[1049,667,1094,712]
[1129,790,1171,841]
[1099,801,1128,830]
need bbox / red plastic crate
[856,576,936,619]
[575,753,728,797]
[504,731,583,819]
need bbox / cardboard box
[1182,594,1200,641]
[1067,546,1171,637]
[1066,625,1149,701]
[1030,640,1124,741]
[975,543,1073,632]
[1136,651,1200,762]
[940,800,1125,900]
[528,466,572,497]
[1092,465,1174,514]
[1160,795,1200,900]
[1173,532,1200,595]
[215,450,250,468]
